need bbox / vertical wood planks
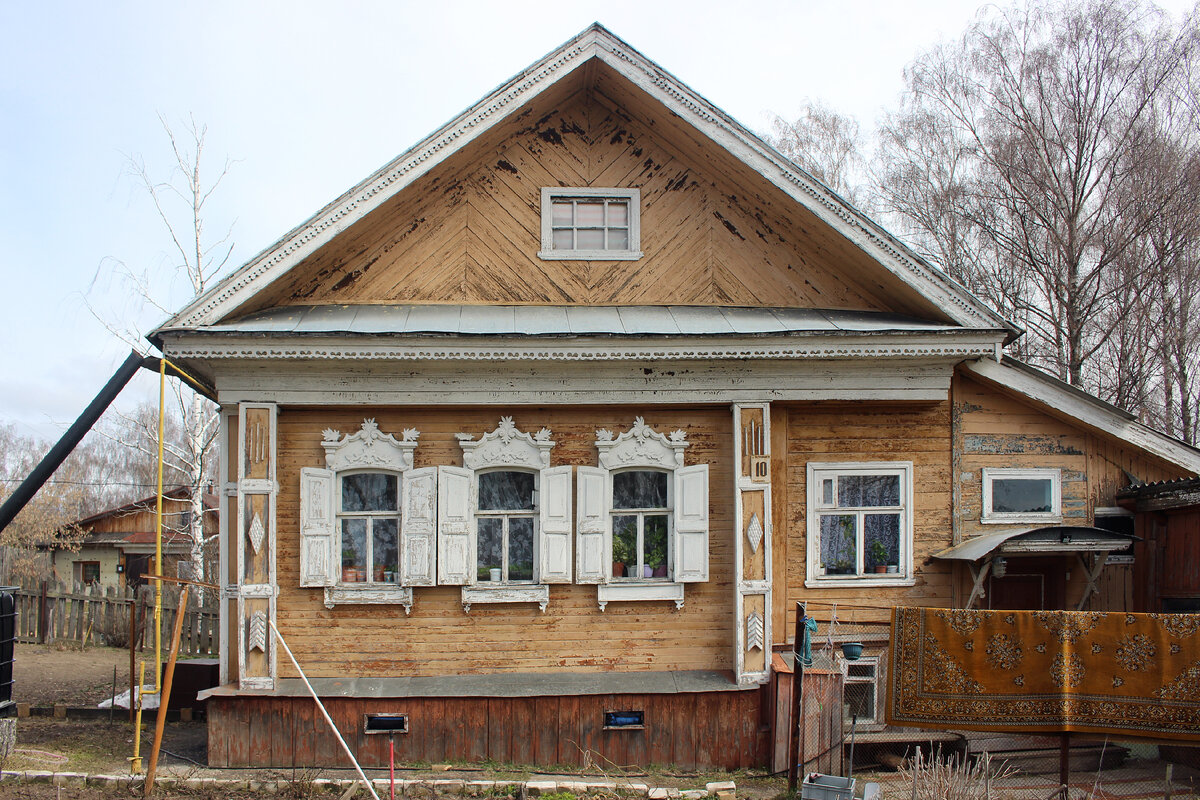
[237,403,277,689]
[733,403,773,684]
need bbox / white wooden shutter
[576,466,609,584]
[437,465,475,585]
[299,467,336,587]
[401,467,437,586]
[538,465,573,583]
[674,464,709,582]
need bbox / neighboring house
[148,25,1200,769]
[51,488,217,591]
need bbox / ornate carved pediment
[322,419,419,472]
[595,416,688,469]
[459,417,554,470]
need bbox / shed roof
[932,526,1138,562]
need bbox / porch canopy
[931,526,1138,610]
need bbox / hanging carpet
[887,607,1200,741]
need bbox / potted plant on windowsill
[612,537,631,580]
[868,540,890,574]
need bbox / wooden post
[144,583,188,797]
[128,598,137,723]
[1059,732,1070,799]
[37,581,47,644]
[787,602,806,794]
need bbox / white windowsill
[323,585,414,614]
[597,582,684,612]
[980,514,1064,525]
[538,249,643,261]
[462,584,549,613]
[805,577,916,589]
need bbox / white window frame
[473,466,540,586]
[805,461,914,588]
[335,469,402,587]
[538,187,642,260]
[609,467,674,582]
[981,467,1062,524]
[842,656,882,726]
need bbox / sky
[2,0,1194,443]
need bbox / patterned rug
[886,607,1200,740]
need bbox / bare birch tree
[768,100,868,206]
[882,0,1197,386]
[88,115,234,584]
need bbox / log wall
[207,688,766,770]
[274,405,735,678]
[771,400,954,632]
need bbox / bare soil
[12,643,133,708]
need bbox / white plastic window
[982,468,1062,523]
[807,462,913,585]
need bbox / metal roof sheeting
[200,305,960,337]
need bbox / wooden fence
[14,582,218,657]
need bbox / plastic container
[800,773,855,800]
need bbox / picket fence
[14,582,218,657]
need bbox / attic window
[539,188,642,260]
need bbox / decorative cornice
[161,334,1000,363]
[459,417,554,470]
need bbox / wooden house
[50,487,216,590]
[150,25,1200,769]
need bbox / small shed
[1117,477,1200,612]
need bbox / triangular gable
[153,23,1016,337]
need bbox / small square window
[539,188,641,260]
[843,657,880,724]
[981,468,1062,524]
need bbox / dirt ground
[12,643,133,708]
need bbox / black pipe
[0,349,145,533]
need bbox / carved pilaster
[733,403,772,684]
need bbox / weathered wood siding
[236,64,950,322]
[207,687,765,769]
[954,373,1182,541]
[274,405,734,678]
[771,401,954,631]
[953,372,1187,611]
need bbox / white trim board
[964,358,1200,474]
[151,25,1015,339]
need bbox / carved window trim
[445,417,570,611]
[579,417,709,610]
[538,187,642,260]
[299,419,425,611]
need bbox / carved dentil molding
[321,418,419,472]
[458,417,554,470]
[595,417,688,470]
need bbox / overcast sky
[2,1,1194,443]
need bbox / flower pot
[653,565,668,578]
[374,566,386,582]
[626,565,639,578]
[489,568,502,582]
[612,562,624,579]
[886,565,899,574]
[384,571,396,583]
[873,565,888,574]
[643,565,654,578]
[342,566,359,583]
[841,642,864,661]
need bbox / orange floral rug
[887,607,1200,740]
